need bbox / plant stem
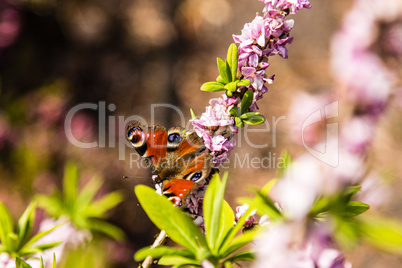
[141,230,167,268]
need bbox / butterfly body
[126,121,212,206]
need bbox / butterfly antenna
[122,175,150,179]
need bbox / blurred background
[0,0,401,267]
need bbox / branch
[141,230,167,268]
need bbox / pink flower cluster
[235,204,257,229]
[254,223,351,268]
[191,94,236,166]
[331,0,400,118]
[233,0,309,112]
[260,0,311,14]
[0,1,21,50]
[30,218,91,267]
[253,0,401,267]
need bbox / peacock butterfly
[126,121,212,206]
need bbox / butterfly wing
[126,121,167,171]
[126,121,212,207]
[160,127,212,206]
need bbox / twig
[141,230,167,268]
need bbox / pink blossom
[202,133,236,166]
[0,253,14,268]
[356,173,391,209]
[31,218,91,267]
[270,155,323,220]
[186,180,208,216]
[340,116,376,156]
[260,0,311,14]
[253,222,350,268]
[191,95,234,137]
[0,8,20,48]
[233,16,268,49]
[235,204,256,228]
[190,95,236,166]
[0,114,10,149]
[233,0,298,113]
[288,92,331,146]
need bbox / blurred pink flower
[270,155,323,220]
[0,253,14,268]
[0,8,20,49]
[356,173,391,209]
[254,222,350,268]
[0,114,10,149]
[31,218,91,267]
[340,116,375,156]
[288,92,330,146]
[67,112,95,142]
[37,94,66,124]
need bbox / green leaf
[243,115,266,125]
[135,185,208,254]
[276,151,291,178]
[15,257,32,268]
[158,256,200,267]
[190,109,196,120]
[135,246,194,261]
[22,224,59,250]
[334,218,362,249]
[216,75,225,84]
[201,82,226,92]
[224,249,255,262]
[235,117,244,128]
[63,162,78,212]
[240,90,253,115]
[35,194,63,219]
[217,58,230,84]
[255,190,282,218]
[86,219,125,241]
[238,195,282,221]
[85,191,123,218]
[259,179,278,197]
[240,112,260,119]
[40,256,44,268]
[204,173,228,254]
[229,107,238,117]
[220,230,257,258]
[236,79,251,87]
[310,196,331,216]
[224,82,237,92]
[344,186,362,203]
[360,214,402,254]
[227,43,238,81]
[215,201,235,253]
[0,201,14,249]
[52,253,56,268]
[224,262,234,268]
[225,61,232,82]
[76,176,103,213]
[343,201,370,218]
[17,202,36,250]
[219,208,255,255]
[31,241,62,252]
